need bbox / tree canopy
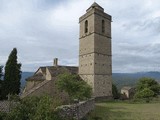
[134,77,160,102]
[0,66,3,99]
[136,77,160,96]
[0,65,2,80]
[134,88,154,99]
[2,48,22,99]
[56,73,92,101]
[112,84,119,99]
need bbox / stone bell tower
[79,2,112,99]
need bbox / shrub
[5,95,63,120]
[56,73,92,101]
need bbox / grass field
[87,101,160,120]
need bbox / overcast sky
[0,0,160,73]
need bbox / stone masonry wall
[79,4,112,98]
[58,98,95,120]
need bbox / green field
[87,101,160,120]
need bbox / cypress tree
[0,65,2,80]
[0,65,3,99]
[2,48,21,99]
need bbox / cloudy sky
[0,0,160,73]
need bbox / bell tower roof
[86,2,104,12]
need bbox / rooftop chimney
[54,58,58,66]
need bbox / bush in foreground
[134,88,154,103]
[134,77,160,102]
[4,96,63,120]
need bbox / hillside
[21,71,160,89]
[21,72,34,87]
[113,72,160,90]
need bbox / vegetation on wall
[2,48,21,99]
[56,73,92,101]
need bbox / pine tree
[2,48,21,99]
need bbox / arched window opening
[102,20,105,33]
[85,20,88,33]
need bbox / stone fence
[0,100,18,112]
[1,98,95,119]
[57,98,95,120]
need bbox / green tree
[56,73,92,101]
[2,48,21,99]
[112,84,119,99]
[0,66,3,100]
[134,88,154,102]
[0,65,2,80]
[136,77,160,96]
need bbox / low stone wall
[0,101,10,112]
[58,98,95,119]
[0,101,18,112]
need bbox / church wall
[36,69,42,74]
[25,80,69,102]
[79,53,94,74]
[94,53,111,74]
[79,34,94,55]
[94,13,111,37]
[79,4,112,98]
[79,14,94,38]
[23,81,42,93]
[94,75,112,97]
[79,75,95,93]
[23,81,34,92]
[46,68,52,80]
[94,34,111,55]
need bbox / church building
[79,2,112,99]
[21,2,112,100]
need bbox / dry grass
[87,100,160,120]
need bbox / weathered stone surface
[79,2,112,98]
[58,98,95,120]
[21,66,78,102]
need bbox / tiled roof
[26,66,78,81]
[86,2,104,12]
[121,86,133,91]
[91,2,102,8]
[26,72,45,81]
[47,66,78,77]
[40,67,46,75]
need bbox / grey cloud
[0,0,160,73]
[113,42,160,73]
[121,17,160,36]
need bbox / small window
[102,20,105,33]
[85,20,88,33]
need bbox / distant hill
[21,72,34,87]
[21,71,160,90]
[113,71,160,90]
